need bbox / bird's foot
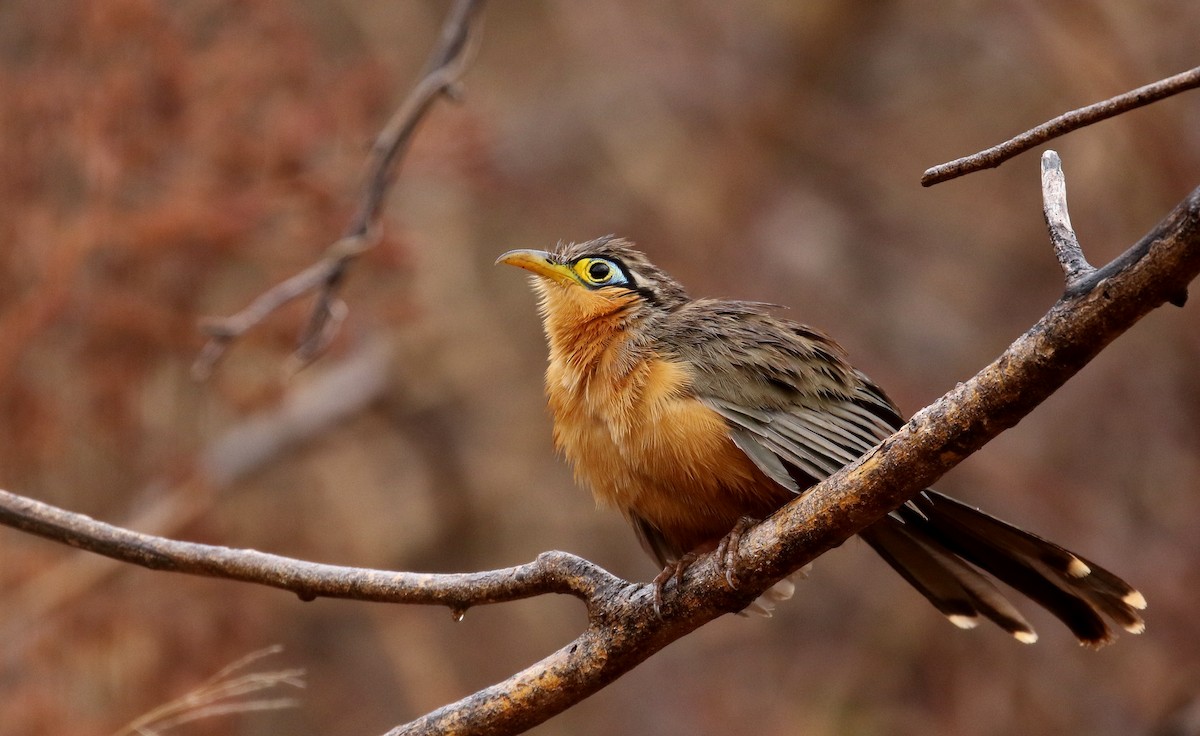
[651,552,700,617]
[715,517,757,590]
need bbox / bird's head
[497,236,689,340]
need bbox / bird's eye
[574,257,627,288]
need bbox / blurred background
[1,1,1198,734]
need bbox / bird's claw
[715,517,756,590]
[651,552,699,617]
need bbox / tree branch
[1040,150,1093,288]
[3,158,1198,734]
[921,65,1200,186]
[0,488,617,611]
[192,0,487,379]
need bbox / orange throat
[535,279,779,555]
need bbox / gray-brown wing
[666,300,902,492]
[703,392,899,491]
[666,301,1144,644]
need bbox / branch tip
[1040,150,1093,287]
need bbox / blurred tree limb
[1,341,394,657]
[192,0,487,379]
[922,64,1200,186]
[2,154,1199,734]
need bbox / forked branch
[192,0,487,379]
[1041,150,1093,288]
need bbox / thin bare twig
[111,645,304,736]
[192,0,487,379]
[1040,150,1093,288]
[922,65,1200,186]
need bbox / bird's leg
[715,517,757,589]
[653,519,758,614]
[651,552,701,617]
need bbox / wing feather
[728,426,799,492]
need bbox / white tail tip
[765,579,796,602]
[1123,590,1148,610]
[1013,630,1039,644]
[947,614,979,630]
[1066,557,1092,578]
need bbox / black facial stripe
[633,284,661,307]
[610,259,659,304]
[615,263,663,306]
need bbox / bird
[497,235,1146,646]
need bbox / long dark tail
[859,490,1145,647]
